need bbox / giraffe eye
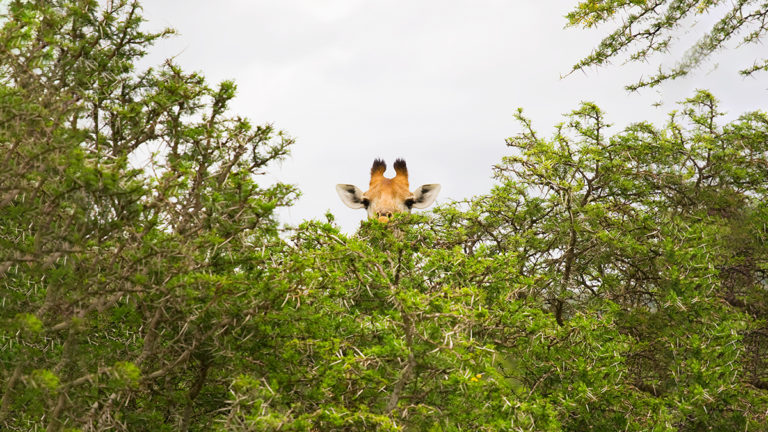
[405,198,415,209]
[361,198,370,208]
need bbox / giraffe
[336,158,441,223]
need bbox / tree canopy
[1,0,767,431]
[567,0,768,90]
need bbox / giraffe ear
[336,184,368,209]
[411,184,441,209]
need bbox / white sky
[139,0,767,233]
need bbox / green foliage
[427,90,768,430]
[0,1,295,430]
[566,0,768,90]
[31,369,60,391]
[1,1,766,431]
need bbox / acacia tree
[429,90,768,430]
[0,1,295,430]
[567,0,768,90]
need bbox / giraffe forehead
[365,177,410,199]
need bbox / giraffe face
[336,159,441,223]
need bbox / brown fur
[370,159,387,179]
[393,158,408,179]
[364,160,411,220]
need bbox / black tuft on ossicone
[371,158,386,176]
[393,158,408,177]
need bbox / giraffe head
[336,158,441,223]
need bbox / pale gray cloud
[141,1,767,232]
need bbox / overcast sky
[139,0,767,233]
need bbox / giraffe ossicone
[336,158,441,223]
